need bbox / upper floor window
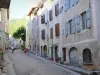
[41,14,45,24]
[55,23,60,36]
[41,29,45,40]
[49,10,53,21]
[50,28,53,39]
[55,3,59,16]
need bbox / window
[50,28,53,39]
[41,30,45,40]
[49,10,53,21]
[41,14,45,24]
[55,3,59,16]
[83,49,92,64]
[81,12,87,30]
[55,23,60,36]
[59,6,63,14]
[69,19,72,34]
[64,0,69,11]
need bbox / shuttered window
[55,3,59,16]
[49,10,53,21]
[71,18,76,34]
[41,30,45,40]
[59,6,63,14]
[76,0,79,4]
[69,20,73,34]
[55,23,60,36]
[86,8,91,29]
[50,28,53,39]
[81,12,87,30]
[76,16,81,32]
[41,14,45,24]
[65,23,68,36]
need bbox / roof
[27,0,46,16]
[0,0,11,8]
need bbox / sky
[10,0,40,20]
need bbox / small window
[81,12,87,30]
[50,28,53,39]
[55,3,59,16]
[41,14,45,24]
[49,10,53,21]
[41,30,45,40]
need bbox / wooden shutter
[65,23,68,36]
[50,28,53,39]
[55,3,59,16]
[55,23,60,36]
[86,8,91,29]
[72,18,76,34]
[64,0,69,11]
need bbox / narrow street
[7,49,80,75]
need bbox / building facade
[26,0,100,70]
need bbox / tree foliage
[13,26,26,41]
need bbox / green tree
[13,26,26,41]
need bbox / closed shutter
[72,18,76,34]
[67,22,70,35]
[65,23,68,36]
[76,0,79,4]
[50,28,53,39]
[64,0,69,11]
[49,10,53,21]
[70,0,75,8]
[76,16,81,33]
[86,8,91,29]
[59,6,63,14]
[62,29,64,36]
[55,23,60,36]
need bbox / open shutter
[79,15,83,30]
[65,23,68,36]
[67,22,70,35]
[72,18,76,34]
[76,16,81,33]
[64,0,69,11]
[76,0,79,4]
[86,8,91,29]
[45,10,48,24]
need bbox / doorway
[63,48,66,61]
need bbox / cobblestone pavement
[7,50,80,75]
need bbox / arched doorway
[83,48,92,64]
[43,45,47,58]
[63,48,66,61]
[69,47,79,66]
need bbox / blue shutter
[70,0,75,8]
[86,8,91,29]
[76,0,79,4]
[65,23,68,36]
[76,16,81,33]
[64,0,69,12]
[62,29,64,36]
[72,18,76,34]
[67,22,70,35]
[59,6,63,14]
[79,15,83,30]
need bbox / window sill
[83,62,93,65]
